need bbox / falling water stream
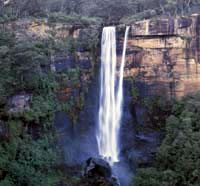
[97,26,130,165]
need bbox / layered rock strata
[120,14,200,98]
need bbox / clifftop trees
[1,0,200,24]
[88,0,132,22]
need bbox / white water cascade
[97,26,130,165]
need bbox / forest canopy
[1,0,200,23]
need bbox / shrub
[0,28,59,185]
[48,13,102,26]
[134,92,200,186]
[0,137,58,186]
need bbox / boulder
[8,93,31,113]
[80,158,120,186]
[84,158,112,178]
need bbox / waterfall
[97,26,130,165]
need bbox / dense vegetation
[1,0,200,23]
[134,93,200,186]
[0,26,61,186]
[0,8,98,183]
[0,26,96,185]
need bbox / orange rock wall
[8,17,200,98]
[121,14,200,98]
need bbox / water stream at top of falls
[97,26,130,165]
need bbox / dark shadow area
[54,67,100,176]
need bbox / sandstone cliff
[121,14,200,98]
[7,15,200,99]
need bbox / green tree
[134,93,200,186]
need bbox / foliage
[131,87,140,103]
[0,137,58,186]
[0,4,97,185]
[134,92,200,186]
[144,96,173,129]
[60,92,85,123]
[0,28,60,185]
[129,77,173,130]
[76,28,99,52]
[2,0,200,22]
[23,94,57,123]
[121,9,158,23]
[48,12,102,26]
[57,67,86,123]
[62,175,81,185]
[87,0,133,21]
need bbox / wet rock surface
[80,158,120,186]
[84,158,112,178]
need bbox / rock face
[8,93,31,113]
[84,158,112,178]
[7,19,83,40]
[6,19,99,103]
[55,54,94,102]
[119,14,200,98]
[6,16,200,99]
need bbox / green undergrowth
[57,67,86,123]
[134,92,200,186]
[0,28,61,186]
[48,13,102,26]
[0,20,99,184]
[56,29,99,123]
